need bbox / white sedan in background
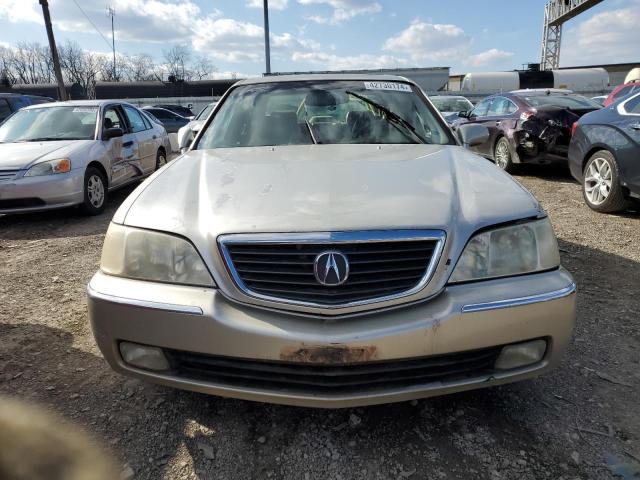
[177,102,217,153]
[0,100,171,215]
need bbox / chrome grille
[0,170,19,182]
[219,231,445,309]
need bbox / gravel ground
[0,164,639,480]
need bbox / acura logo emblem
[314,251,349,286]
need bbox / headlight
[449,218,560,283]
[100,223,215,287]
[24,158,71,177]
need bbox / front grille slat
[165,346,501,394]
[248,282,418,298]
[221,235,442,307]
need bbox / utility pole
[108,6,116,80]
[263,0,271,74]
[39,0,67,100]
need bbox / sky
[0,0,638,78]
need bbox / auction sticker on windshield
[364,81,412,92]
[72,107,98,113]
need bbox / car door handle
[630,123,640,130]
[495,121,502,126]
[123,141,133,147]
[152,135,157,139]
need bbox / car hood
[0,140,90,169]
[119,144,541,237]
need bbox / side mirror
[457,124,490,148]
[178,126,196,151]
[102,127,124,141]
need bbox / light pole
[263,0,271,74]
[108,6,116,80]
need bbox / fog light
[119,342,170,371]
[495,339,547,370]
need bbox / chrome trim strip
[617,91,640,117]
[87,286,203,315]
[218,230,446,311]
[461,283,576,313]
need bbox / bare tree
[163,44,191,81]
[97,53,131,82]
[58,41,100,98]
[191,54,215,80]
[122,53,156,82]
[8,43,53,84]
[0,46,16,85]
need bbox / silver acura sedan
[88,74,576,408]
[0,100,171,215]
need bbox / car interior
[206,86,448,148]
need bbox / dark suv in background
[456,89,601,172]
[0,93,54,124]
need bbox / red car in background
[603,81,640,107]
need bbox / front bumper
[0,169,84,214]
[87,268,576,408]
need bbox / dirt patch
[1,166,639,479]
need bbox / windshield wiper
[345,90,428,144]
[304,118,319,145]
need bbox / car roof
[510,88,574,95]
[429,95,469,100]
[142,106,172,111]
[22,99,135,110]
[235,73,415,86]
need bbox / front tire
[582,150,628,213]
[80,167,107,215]
[155,149,167,171]
[494,137,516,173]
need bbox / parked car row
[429,85,639,214]
[0,84,637,216]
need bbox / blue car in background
[569,91,640,213]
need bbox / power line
[70,0,112,50]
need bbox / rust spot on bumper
[280,344,377,364]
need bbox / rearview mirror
[102,127,124,141]
[457,124,489,148]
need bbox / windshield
[430,97,473,112]
[0,106,97,143]
[196,103,215,120]
[197,80,453,149]
[521,94,601,109]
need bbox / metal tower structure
[540,0,605,70]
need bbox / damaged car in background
[456,89,601,172]
[0,100,171,215]
[569,90,640,213]
[87,74,576,408]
